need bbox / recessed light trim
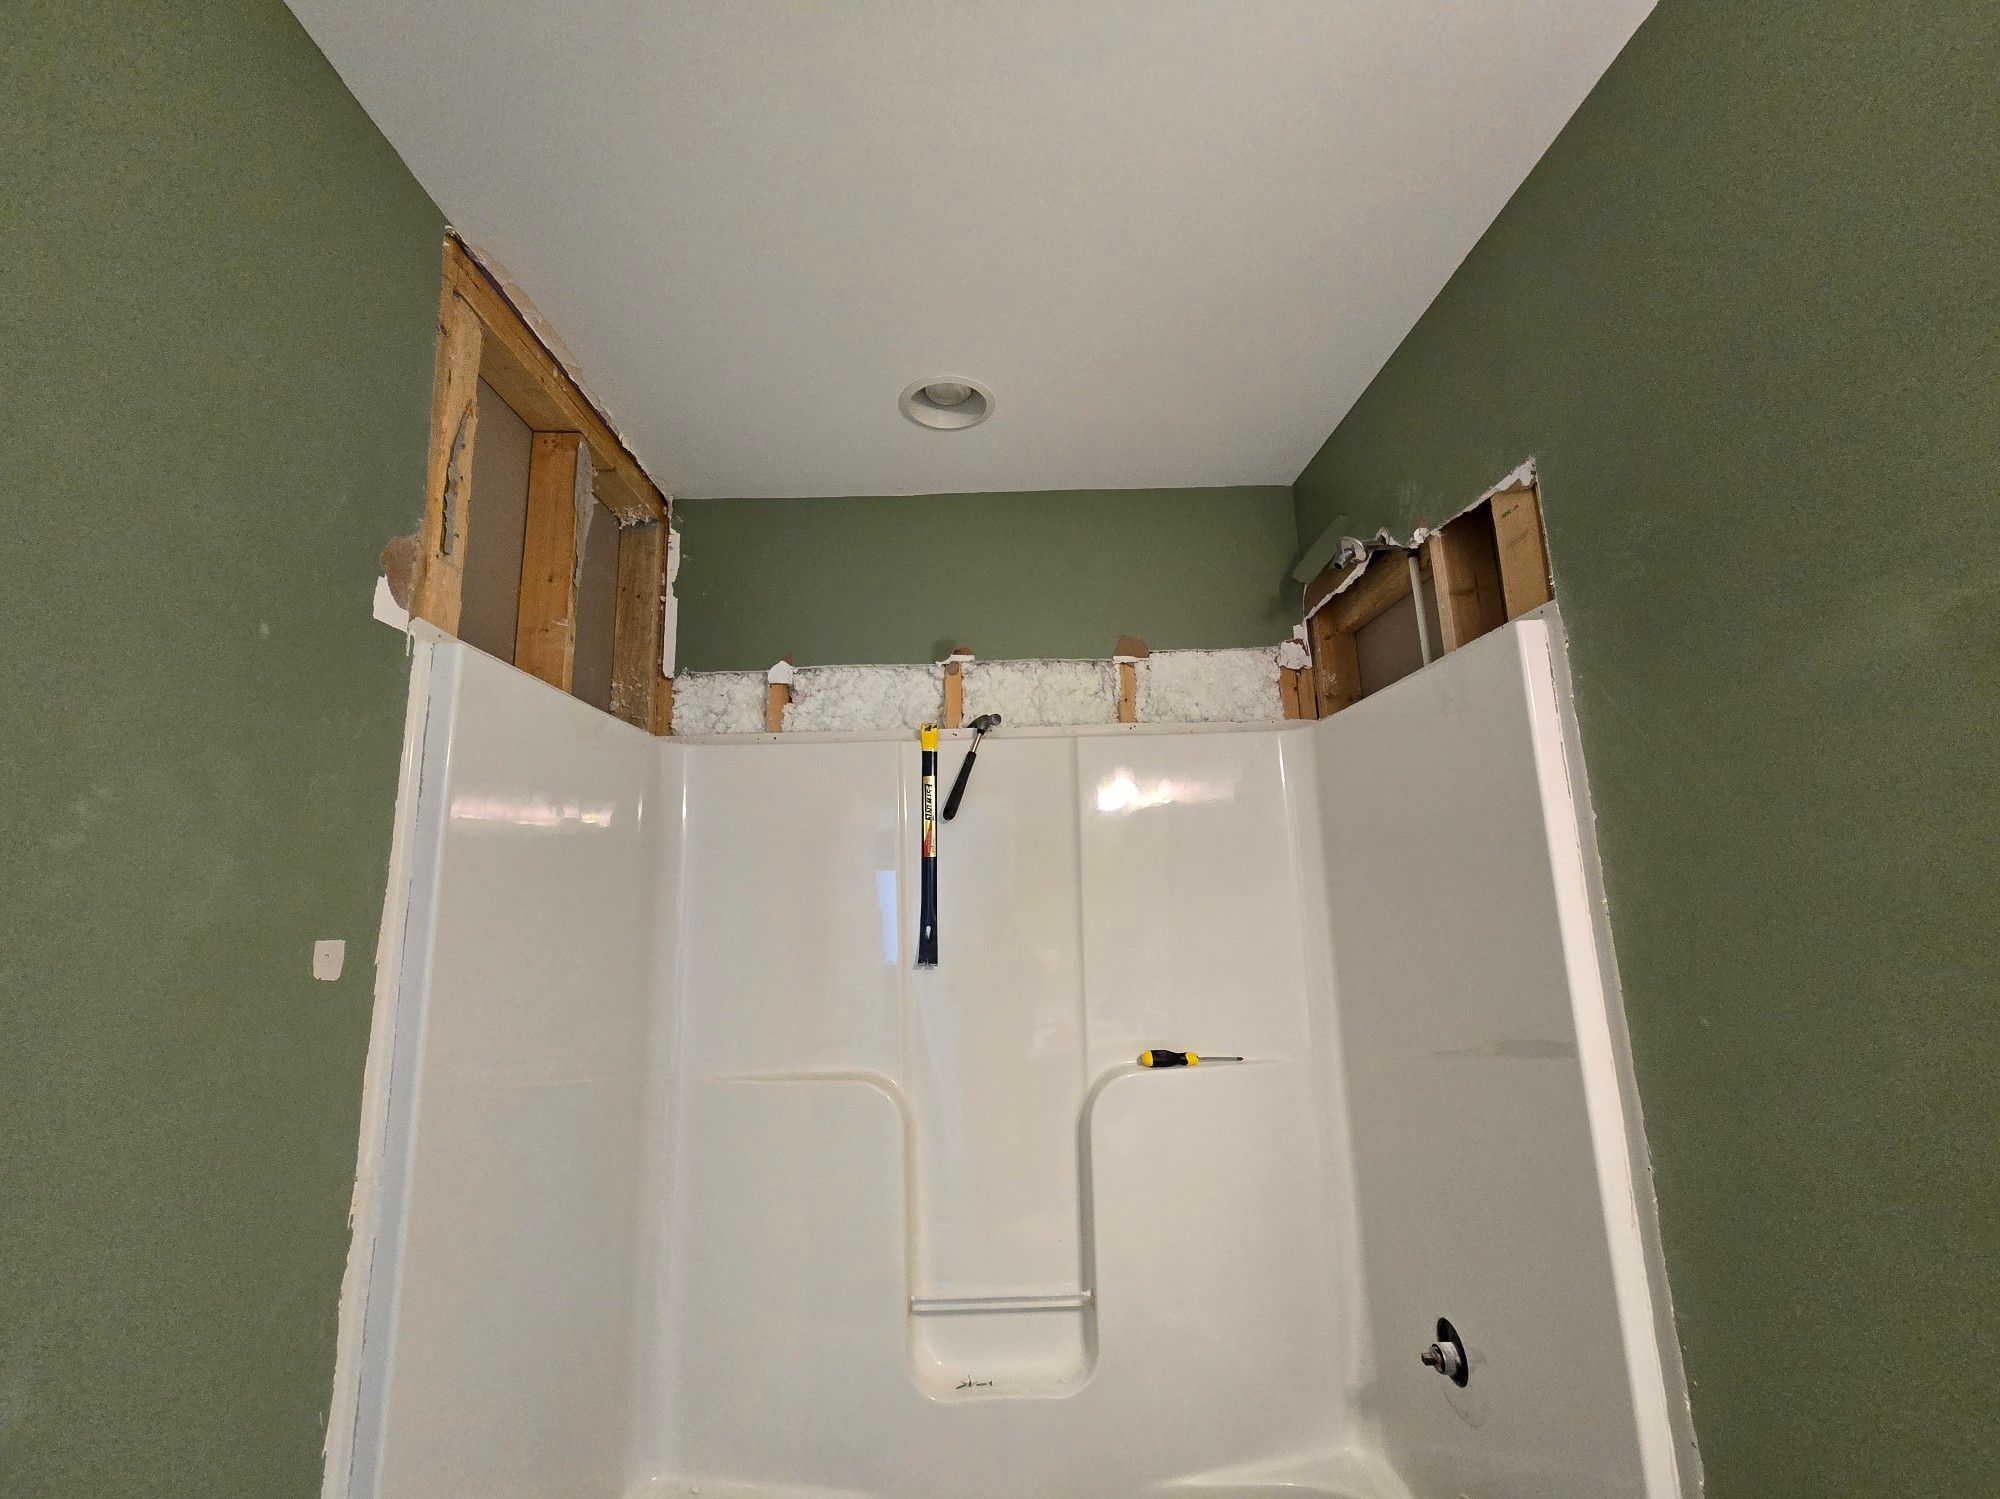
[900,376,993,431]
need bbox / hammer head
[969,713,1001,733]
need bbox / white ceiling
[289,1,1652,499]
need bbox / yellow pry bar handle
[1137,1049,1243,1068]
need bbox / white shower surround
[329,616,1696,1499]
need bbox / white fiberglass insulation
[677,654,1284,735]
[962,658,1119,727]
[784,663,943,733]
[1136,646,1282,724]
[669,670,763,734]
[680,655,1288,735]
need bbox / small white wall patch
[313,939,347,982]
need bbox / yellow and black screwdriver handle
[1138,1049,1241,1068]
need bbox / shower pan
[324,611,1697,1499]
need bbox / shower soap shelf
[909,1290,1093,1315]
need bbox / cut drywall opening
[456,380,534,664]
[1303,461,1546,719]
[672,651,1287,735]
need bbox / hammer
[941,714,1001,820]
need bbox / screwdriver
[1137,1050,1242,1068]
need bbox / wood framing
[1492,483,1553,617]
[1306,556,1388,714]
[441,237,665,525]
[1114,635,1147,724]
[413,288,483,630]
[610,522,668,729]
[411,233,677,733]
[1306,547,1434,710]
[1280,664,1315,719]
[652,675,675,737]
[514,432,587,689]
[1303,471,1553,719]
[1426,504,1507,652]
[764,679,790,734]
[942,654,967,729]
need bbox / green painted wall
[1294,0,1997,1492]
[3,3,443,1494]
[674,487,1299,670]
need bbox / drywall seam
[1516,610,1701,1499]
[321,628,453,1499]
[1303,458,1538,621]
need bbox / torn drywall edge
[659,592,679,679]
[1276,640,1311,671]
[1302,458,1539,622]
[659,526,683,678]
[766,658,795,686]
[1137,647,1284,724]
[372,575,411,633]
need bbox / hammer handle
[941,745,979,821]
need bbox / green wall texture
[3,2,443,1493]
[1294,0,1997,1492]
[674,487,1299,670]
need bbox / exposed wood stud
[414,287,483,631]
[610,522,665,729]
[941,651,968,730]
[1493,483,1553,619]
[1308,609,1361,715]
[1300,464,1549,720]
[651,675,675,737]
[764,680,791,734]
[514,432,586,690]
[1427,509,1507,652]
[1332,551,1414,632]
[1280,667,1308,719]
[1114,635,1148,725]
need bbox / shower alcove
[326,611,1694,1499]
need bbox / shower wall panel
[1311,618,1672,1498]
[361,646,661,1499]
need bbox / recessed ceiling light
[900,376,993,430]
